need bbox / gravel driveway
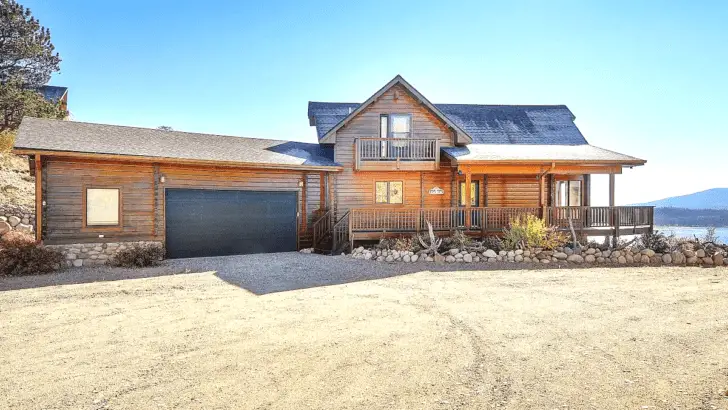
[1,254,727,409]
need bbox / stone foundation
[0,204,35,238]
[45,241,164,267]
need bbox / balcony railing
[345,206,654,242]
[355,137,440,171]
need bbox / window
[389,114,411,139]
[86,188,120,226]
[556,180,582,207]
[375,181,403,204]
[458,181,480,207]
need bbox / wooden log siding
[44,159,156,243]
[42,158,325,246]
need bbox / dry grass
[1,266,727,409]
[0,152,34,208]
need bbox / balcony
[355,137,440,171]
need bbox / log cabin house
[13,75,652,258]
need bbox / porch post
[539,173,546,224]
[609,173,618,246]
[34,154,42,244]
[464,168,472,230]
[608,174,615,207]
[319,172,326,210]
[301,174,308,234]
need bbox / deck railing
[331,211,351,253]
[312,209,333,248]
[355,137,440,169]
[348,206,654,236]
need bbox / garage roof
[15,117,339,169]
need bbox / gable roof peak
[318,75,472,144]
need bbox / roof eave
[452,158,647,166]
[12,148,344,172]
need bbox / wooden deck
[314,206,654,251]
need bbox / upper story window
[379,114,412,139]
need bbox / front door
[457,181,480,228]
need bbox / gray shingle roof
[308,102,587,145]
[38,85,68,103]
[442,144,645,164]
[15,117,338,169]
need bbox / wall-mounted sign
[428,187,444,195]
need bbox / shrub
[442,230,472,250]
[638,231,671,253]
[481,236,503,252]
[502,214,568,250]
[377,235,423,253]
[0,236,63,276]
[109,243,165,268]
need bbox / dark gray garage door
[165,189,298,259]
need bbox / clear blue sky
[24,0,728,205]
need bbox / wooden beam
[34,154,42,244]
[459,163,622,175]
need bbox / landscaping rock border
[350,245,728,267]
[45,241,163,268]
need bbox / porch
[314,206,654,252]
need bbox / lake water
[588,226,728,245]
[654,226,728,244]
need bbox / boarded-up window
[86,188,120,226]
[375,181,403,204]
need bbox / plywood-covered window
[85,188,120,226]
[375,181,403,204]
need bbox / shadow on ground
[1,252,656,294]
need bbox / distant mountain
[636,188,728,210]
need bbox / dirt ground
[1,259,727,409]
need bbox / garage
[165,189,298,258]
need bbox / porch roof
[441,144,646,165]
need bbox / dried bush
[442,230,472,250]
[108,243,164,268]
[0,236,63,276]
[703,227,720,244]
[502,214,568,250]
[417,221,443,256]
[1,230,34,244]
[481,236,503,252]
[638,231,671,254]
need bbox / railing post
[348,211,353,252]
[416,208,422,234]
